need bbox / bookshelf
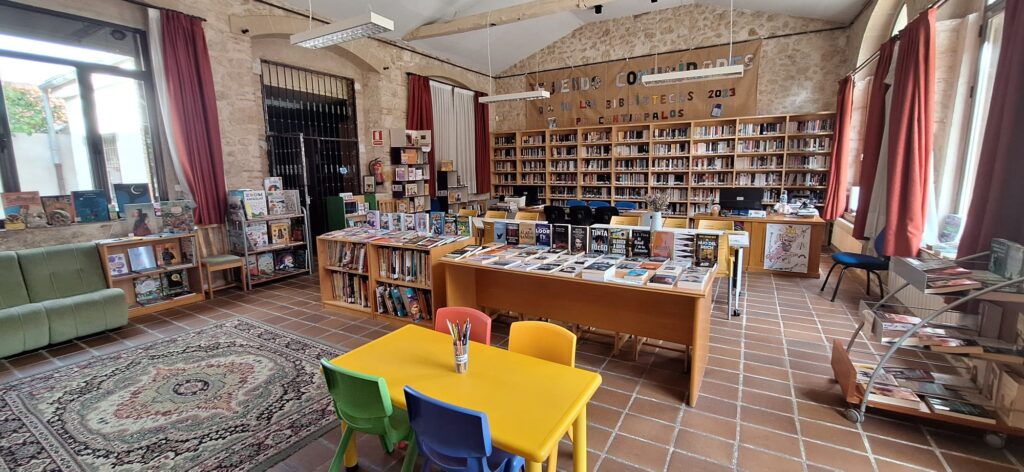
[491,112,836,215]
[316,234,472,326]
[390,146,431,212]
[97,233,205,317]
[226,209,312,290]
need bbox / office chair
[569,205,594,226]
[543,205,568,224]
[588,201,611,208]
[614,201,638,211]
[592,206,619,225]
[566,199,587,208]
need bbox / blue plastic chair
[614,201,638,211]
[566,199,587,208]
[820,229,889,302]
[403,386,525,472]
[588,201,610,208]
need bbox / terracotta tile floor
[2,257,1022,472]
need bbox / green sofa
[0,242,128,358]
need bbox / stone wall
[492,3,849,130]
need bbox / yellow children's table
[330,325,602,472]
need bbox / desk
[331,325,601,472]
[694,214,826,278]
[440,259,713,406]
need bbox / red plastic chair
[434,307,492,346]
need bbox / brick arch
[228,15,383,73]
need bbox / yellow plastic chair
[484,210,508,219]
[514,211,540,221]
[697,219,734,277]
[609,215,640,226]
[507,321,577,470]
[661,218,689,229]
[458,209,478,217]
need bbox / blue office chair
[566,200,587,208]
[820,230,888,302]
[588,201,610,208]
[614,201,638,211]
[403,386,525,472]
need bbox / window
[0,3,162,199]
[891,3,909,37]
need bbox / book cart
[831,253,1024,448]
[97,233,205,317]
[316,233,471,325]
[227,207,312,290]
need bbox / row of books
[107,237,195,277]
[133,270,191,306]
[375,284,432,323]
[904,239,1024,295]
[332,272,370,308]
[227,177,302,220]
[444,244,716,290]
[246,249,307,278]
[329,241,367,273]
[863,307,1023,362]
[365,211,472,238]
[855,362,1001,424]
[320,227,469,249]
[377,247,432,285]
[240,219,305,251]
[2,188,195,232]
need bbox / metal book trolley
[831,251,1024,448]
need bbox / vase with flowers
[642,191,670,229]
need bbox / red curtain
[160,11,226,225]
[406,74,436,198]
[822,76,853,221]
[852,39,896,240]
[473,92,491,194]
[882,9,936,256]
[958,1,1024,257]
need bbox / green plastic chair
[320,359,417,472]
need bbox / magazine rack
[833,251,1024,448]
[226,206,312,290]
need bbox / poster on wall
[764,223,811,273]
[523,40,761,129]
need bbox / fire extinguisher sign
[371,129,385,146]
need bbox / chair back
[434,307,492,345]
[459,209,478,217]
[484,210,508,219]
[404,386,493,472]
[873,229,890,260]
[566,199,587,208]
[588,201,610,208]
[614,202,638,211]
[697,219,734,232]
[543,206,567,224]
[320,359,397,434]
[609,215,640,226]
[569,205,593,226]
[593,206,619,225]
[514,211,539,221]
[662,218,689,229]
[196,224,229,258]
[508,321,576,367]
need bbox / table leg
[343,422,358,468]
[727,266,734,320]
[526,461,542,472]
[573,407,588,472]
[733,247,744,317]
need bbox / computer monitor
[513,186,542,206]
[719,187,764,211]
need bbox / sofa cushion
[0,304,49,358]
[17,243,107,303]
[0,252,30,309]
[43,288,128,344]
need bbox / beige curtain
[454,88,478,193]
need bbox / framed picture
[362,175,376,194]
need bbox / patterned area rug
[0,319,341,471]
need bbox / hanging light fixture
[641,0,743,85]
[290,9,394,49]
[478,9,551,104]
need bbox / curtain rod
[845,0,950,77]
[117,0,206,22]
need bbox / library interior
[1,0,1023,470]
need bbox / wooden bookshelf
[316,234,472,326]
[492,112,836,216]
[97,233,205,317]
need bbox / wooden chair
[514,211,539,221]
[484,210,508,219]
[458,209,478,217]
[609,215,640,226]
[196,224,247,298]
[662,218,689,229]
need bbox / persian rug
[0,318,342,471]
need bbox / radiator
[888,265,948,318]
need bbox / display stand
[226,208,312,290]
[97,233,205,317]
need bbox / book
[112,183,152,218]
[263,176,283,192]
[160,200,195,233]
[695,233,719,268]
[124,203,161,236]
[404,288,425,321]
[133,276,162,305]
[569,226,588,254]
[443,215,457,236]
[246,255,259,277]
[180,237,195,264]
[506,223,520,245]
[488,258,522,269]
[672,232,696,262]
[275,251,297,271]
[518,222,536,245]
[494,221,507,244]
[990,238,1024,281]
[457,216,471,237]
[282,190,301,214]
[677,266,714,290]
[2,191,46,229]
[127,246,157,272]
[403,213,416,232]
[924,396,997,424]
[154,241,182,267]
[443,245,481,260]
[257,253,275,276]
[40,195,75,226]
[245,222,269,249]
[107,253,129,277]
[161,270,188,297]
[651,231,674,259]
[242,190,268,219]
[294,249,308,270]
[269,220,291,245]
[926,337,983,354]
[581,260,615,281]
[898,381,964,401]
[925,278,981,294]
[535,223,552,247]
[71,190,110,223]
[630,229,651,258]
[609,228,629,256]
[482,220,495,244]
[647,273,678,289]
[367,210,380,229]
[415,213,430,234]
[429,212,444,235]
[266,191,289,215]
[923,266,973,279]
[854,363,897,385]
[884,367,935,382]
[553,263,586,278]
[863,383,925,410]
[589,227,609,254]
[551,224,569,250]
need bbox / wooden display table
[439,259,714,406]
[693,214,826,278]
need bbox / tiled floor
[2,258,1022,472]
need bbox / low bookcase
[316,234,471,325]
[97,232,205,317]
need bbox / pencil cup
[453,344,469,374]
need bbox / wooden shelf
[98,231,206,318]
[326,266,369,275]
[375,277,432,290]
[239,241,307,255]
[111,263,198,281]
[128,292,205,317]
[250,269,308,285]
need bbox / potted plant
[643,191,670,229]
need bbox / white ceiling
[284,0,866,75]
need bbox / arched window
[891,3,909,37]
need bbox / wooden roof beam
[402,0,618,42]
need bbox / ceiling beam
[402,0,618,42]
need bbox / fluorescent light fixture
[640,64,745,86]
[290,12,394,48]
[478,89,551,104]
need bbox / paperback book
[569,226,588,254]
[160,200,195,233]
[551,224,569,250]
[535,223,551,247]
[630,229,651,258]
[924,396,997,424]
[71,190,110,223]
[429,212,444,235]
[134,276,162,305]
[242,190,268,219]
[113,183,152,217]
[494,221,507,244]
[609,228,629,256]
[2,192,46,229]
[695,233,719,268]
[506,223,520,245]
[269,220,291,245]
[125,203,161,236]
[155,241,182,267]
[266,191,288,215]
[590,227,609,254]
[41,195,75,226]
[651,231,674,259]
[161,270,189,297]
[107,253,129,277]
